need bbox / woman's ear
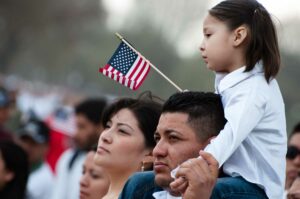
[233,26,248,47]
[141,151,154,171]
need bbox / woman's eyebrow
[117,122,134,131]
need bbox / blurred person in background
[0,87,13,141]
[0,140,29,199]
[17,119,53,199]
[287,172,300,199]
[51,98,107,199]
[79,148,110,199]
[286,122,300,193]
[94,94,162,199]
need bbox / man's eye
[154,135,160,143]
[104,123,111,129]
[169,136,179,141]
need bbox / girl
[79,149,110,199]
[174,0,286,198]
[94,94,162,199]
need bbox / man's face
[18,137,48,165]
[73,114,102,150]
[153,113,206,189]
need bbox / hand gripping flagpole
[115,33,183,92]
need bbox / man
[119,91,226,199]
[285,122,300,191]
[17,119,53,199]
[51,98,107,199]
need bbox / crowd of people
[0,0,299,198]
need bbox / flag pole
[115,33,183,92]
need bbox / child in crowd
[173,0,287,198]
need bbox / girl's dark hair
[102,92,162,149]
[0,140,29,199]
[209,0,280,82]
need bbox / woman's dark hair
[0,140,29,199]
[209,0,280,82]
[102,92,162,149]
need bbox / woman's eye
[205,33,211,38]
[119,129,129,135]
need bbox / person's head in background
[79,148,109,199]
[94,93,162,197]
[153,91,226,189]
[200,0,280,82]
[17,119,50,168]
[0,140,29,199]
[73,98,107,151]
[0,87,11,126]
[286,122,300,190]
[0,87,14,141]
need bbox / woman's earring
[141,161,145,172]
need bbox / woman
[0,140,29,199]
[94,95,162,199]
[79,150,110,199]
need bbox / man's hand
[169,151,219,199]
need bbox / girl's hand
[170,151,219,199]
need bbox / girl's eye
[205,33,211,38]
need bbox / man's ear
[206,136,217,145]
[4,170,15,183]
[232,26,248,47]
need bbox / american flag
[99,41,151,90]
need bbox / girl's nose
[199,40,205,51]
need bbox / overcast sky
[102,0,300,57]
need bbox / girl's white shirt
[205,61,287,199]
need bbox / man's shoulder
[119,171,163,199]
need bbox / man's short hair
[75,98,107,125]
[162,91,226,142]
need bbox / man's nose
[153,140,167,158]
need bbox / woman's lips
[97,146,110,154]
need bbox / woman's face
[0,151,14,190]
[79,151,109,199]
[94,108,151,173]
